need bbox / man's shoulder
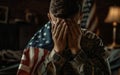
[81,28,98,40]
[81,28,103,51]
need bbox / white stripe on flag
[29,47,35,68]
[18,64,30,73]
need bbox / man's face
[48,11,81,25]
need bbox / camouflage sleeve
[49,49,87,75]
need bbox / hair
[49,0,82,18]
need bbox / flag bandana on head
[27,21,54,51]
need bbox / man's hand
[67,19,82,54]
[52,19,68,54]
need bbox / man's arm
[69,30,111,75]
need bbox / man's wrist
[70,46,81,55]
[49,49,65,63]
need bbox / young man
[17,0,111,75]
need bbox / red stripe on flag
[30,47,39,74]
[21,48,30,66]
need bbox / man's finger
[51,24,54,34]
[60,22,67,40]
[71,19,81,34]
[67,20,78,38]
[54,20,64,39]
[52,18,61,35]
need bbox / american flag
[17,22,53,75]
[17,47,49,75]
[81,0,98,32]
[26,21,54,51]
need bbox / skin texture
[48,12,82,55]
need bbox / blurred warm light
[105,6,120,23]
[104,6,120,49]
